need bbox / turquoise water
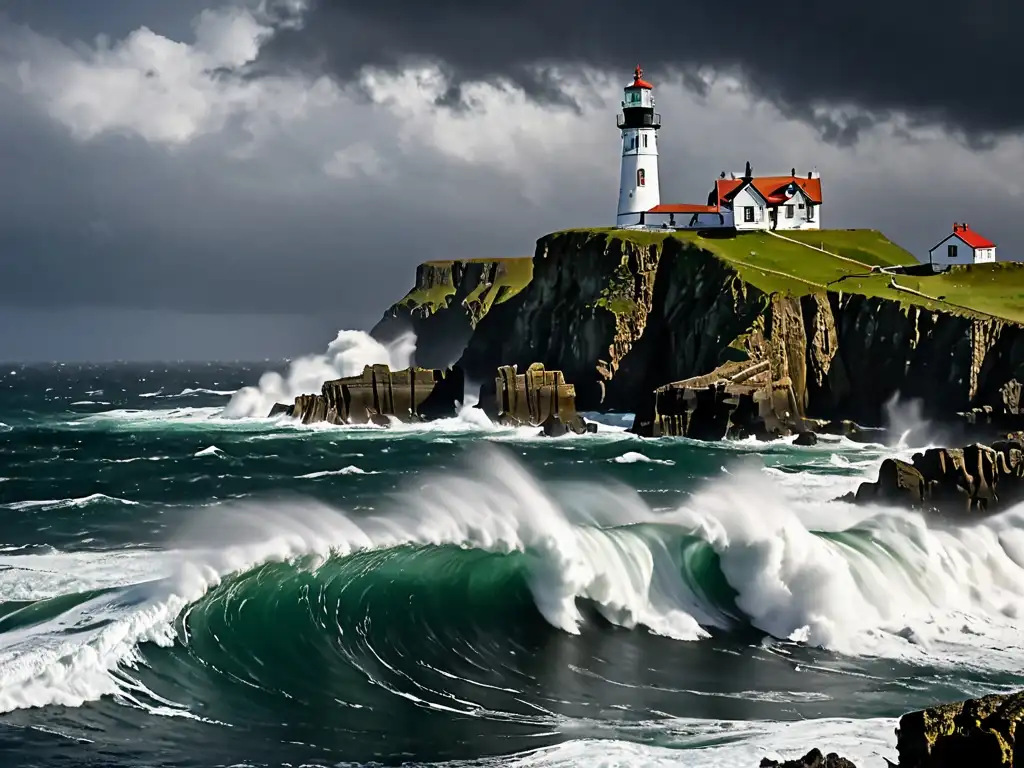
[1,362,1023,767]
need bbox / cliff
[371,258,532,370]
[453,229,1024,428]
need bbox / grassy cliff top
[553,228,1024,323]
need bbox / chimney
[791,167,796,177]
[744,160,752,179]
[808,171,813,179]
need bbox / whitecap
[296,466,378,479]
[612,451,675,466]
[2,494,140,511]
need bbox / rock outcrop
[271,364,465,426]
[895,690,1024,767]
[484,363,591,436]
[396,230,1024,435]
[839,437,1024,516]
[759,748,857,768]
[371,258,532,370]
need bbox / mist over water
[1,360,1023,767]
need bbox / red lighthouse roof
[628,65,653,90]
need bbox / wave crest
[5,446,1024,717]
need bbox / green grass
[463,258,534,322]
[784,229,914,267]
[397,257,533,318]
[575,227,1024,323]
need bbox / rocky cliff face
[454,230,1024,428]
[371,258,532,370]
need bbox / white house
[711,168,822,232]
[927,222,997,272]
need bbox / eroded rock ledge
[837,437,1024,516]
[270,364,465,426]
[270,362,589,435]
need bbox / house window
[785,204,795,219]
[798,203,805,210]
[807,205,815,221]
[743,206,755,223]
[637,169,646,187]
[948,244,958,260]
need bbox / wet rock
[272,364,464,426]
[491,363,588,435]
[794,431,818,446]
[838,439,1024,516]
[759,748,857,767]
[813,419,888,444]
[631,359,804,440]
[895,690,1024,767]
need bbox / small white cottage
[927,223,997,272]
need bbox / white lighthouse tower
[616,65,661,227]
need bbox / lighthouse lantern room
[616,66,662,227]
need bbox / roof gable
[715,175,822,206]
[929,225,996,253]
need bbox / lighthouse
[616,66,661,227]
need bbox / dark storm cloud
[0,0,215,40]
[259,0,1021,142]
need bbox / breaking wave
[223,329,417,419]
[2,445,1024,725]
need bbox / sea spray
[8,444,1024,719]
[223,329,417,419]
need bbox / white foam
[193,446,223,458]
[176,388,234,397]
[296,466,377,479]
[2,494,139,512]
[612,451,675,466]
[223,329,416,419]
[484,717,894,767]
[8,446,1024,714]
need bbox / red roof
[627,64,653,90]
[715,175,822,206]
[648,204,719,214]
[951,223,996,249]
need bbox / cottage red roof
[715,176,822,206]
[627,65,653,90]
[951,223,996,249]
[648,203,719,214]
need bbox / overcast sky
[0,0,1021,362]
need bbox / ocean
[2,339,1024,767]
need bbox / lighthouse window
[643,134,648,148]
[637,169,646,187]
